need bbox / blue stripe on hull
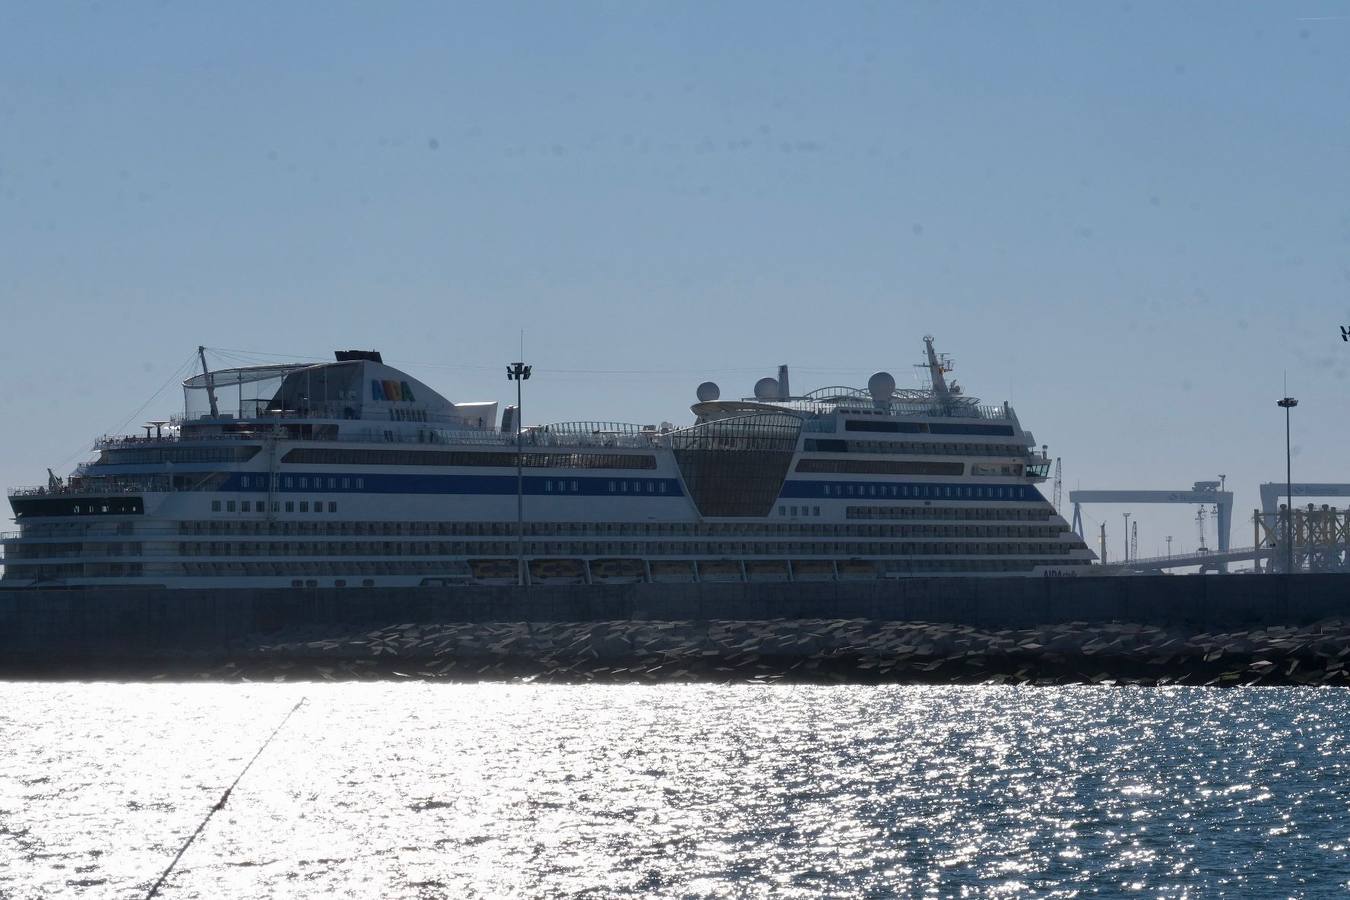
[779,480,1046,503]
[220,472,687,497]
[212,471,1044,504]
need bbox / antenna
[1052,457,1062,513]
[1130,521,1138,563]
[922,336,952,405]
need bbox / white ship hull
[3,343,1094,588]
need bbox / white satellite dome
[753,377,780,401]
[867,371,896,405]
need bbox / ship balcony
[88,417,669,452]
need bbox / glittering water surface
[4,686,1350,898]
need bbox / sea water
[3,684,1349,897]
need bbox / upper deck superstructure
[3,340,1094,588]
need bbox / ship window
[328,502,337,512]
[299,477,308,489]
[608,481,616,492]
[285,501,295,512]
[620,481,627,491]
[211,500,221,512]
[658,482,665,493]
[300,501,309,512]
[313,501,322,513]
[227,500,236,512]
[356,478,365,489]
[790,506,798,517]
[779,505,786,516]
[545,481,552,492]
[814,506,821,516]
[328,478,336,489]
[241,501,250,512]
[342,478,350,489]
[241,476,250,487]
[285,477,293,488]
[571,481,579,491]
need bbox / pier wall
[1,575,1348,660]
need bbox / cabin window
[285,501,294,512]
[328,502,337,512]
[226,500,236,512]
[211,500,221,512]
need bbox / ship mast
[197,345,220,418]
[923,336,952,406]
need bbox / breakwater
[2,575,1349,683]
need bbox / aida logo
[371,379,416,402]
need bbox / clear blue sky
[2,2,1348,558]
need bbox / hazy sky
[2,2,1348,558]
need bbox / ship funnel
[777,365,791,400]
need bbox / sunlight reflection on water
[3,684,1350,897]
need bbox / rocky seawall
[2,575,1349,684]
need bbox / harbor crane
[1070,481,1234,571]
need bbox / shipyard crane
[1070,480,1234,572]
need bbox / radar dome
[696,381,720,402]
[753,377,780,401]
[868,371,896,404]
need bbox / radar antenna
[922,336,952,406]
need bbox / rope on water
[144,696,307,899]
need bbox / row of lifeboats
[456,557,880,585]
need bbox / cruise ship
[2,339,1095,588]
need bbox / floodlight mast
[1277,396,1298,573]
[507,362,532,586]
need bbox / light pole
[1277,396,1298,574]
[1122,512,1131,564]
[507,361,532,586]
[1166,535,1173,559]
